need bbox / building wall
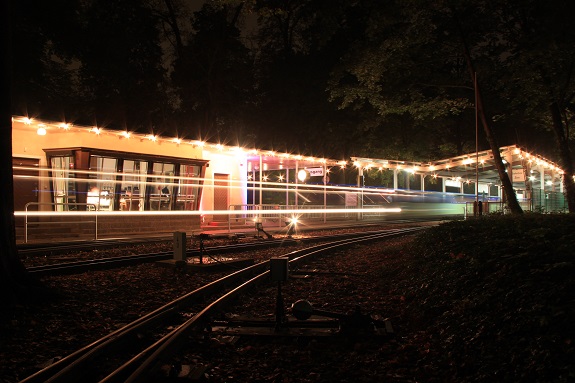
[11,117,208,211]
[18,213,202,242]
[12,117,253,222]
[12,118,205,162]
[200,150,248,222]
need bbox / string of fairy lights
[14,116,346,169]
[14,116,566,187]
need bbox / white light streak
[14,207,401,218]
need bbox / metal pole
[295,161,299,207]
[259,155,263,208]
[252,169,256,206]
[475,72,479,206]
[25,207,28,244]
[285,168,289,207]
[323,164,327,223]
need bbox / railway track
[25,225,437,276]
[18,218,444,258]
[25,238,298,276]
[20,226,425,383]
[17,236,174,258]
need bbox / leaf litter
[1,216,574,382]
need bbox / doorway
[13,157,40,212]
[213,173,229,222]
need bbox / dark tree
[171,2,254,143]
[491,0,575,212]
[2,0,42,307]
[251,0,364,158]
[11,0,82,120]
[327,0,525,213]
[75,0,168,132]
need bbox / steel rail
[18,217,440,257]
[119,227,426,383]
[19,257,272,383]
[25,227,424,276]
[26,252,172,276]
[25,239,300,276]
[19,227,426,383]
[17,236,174,257]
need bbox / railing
[227,204,282,231]
[463,198,564,218]
[21,202,98,243]
[227,204,389,232]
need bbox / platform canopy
[351,145,564,191]
[245,150,345,173]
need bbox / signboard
[512,172,525,182]
[307,167,324,177]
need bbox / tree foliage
[171,1,255,143]
[75,0,168,131]
[8,0,575,209]
[11,0,81,120]
[330,0,575,211]
[490,0,575,211]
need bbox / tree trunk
[549,101,575,212]
[163,0,184,58]
[473,78,524,214]
[457,27,523,214]
[1,0,40,306]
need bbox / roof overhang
[351,145,564,188]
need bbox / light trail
[12,166,400,196]
[14,207,401,217]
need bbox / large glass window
[87,156,117,210]
[149,162,175,210]
[51,156,76,211]
[47,149,205,212]
[177,164,202,210]
[119,160,148,211]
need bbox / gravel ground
[179,235,421,383]
[2,227,413,382]
[2,216,573,382]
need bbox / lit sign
[512,172,525,182]
[307,167,324,176]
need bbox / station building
[351,146,566,213]
[11,116,343,240]
[11,116,567,241]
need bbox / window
[46,148,206,212]
[177,164,202,210]
[87,156,117,210]
[149,162,175,210]
[119,160,148,211]
[51,156,76,211]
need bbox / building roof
[13,116,344,171]
[13,116,564,190]
[352,145,564,189]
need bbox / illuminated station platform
[351,145,564,207]
[10,116,567,242]
[245,144,566,213]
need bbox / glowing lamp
[297,169,308,182]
